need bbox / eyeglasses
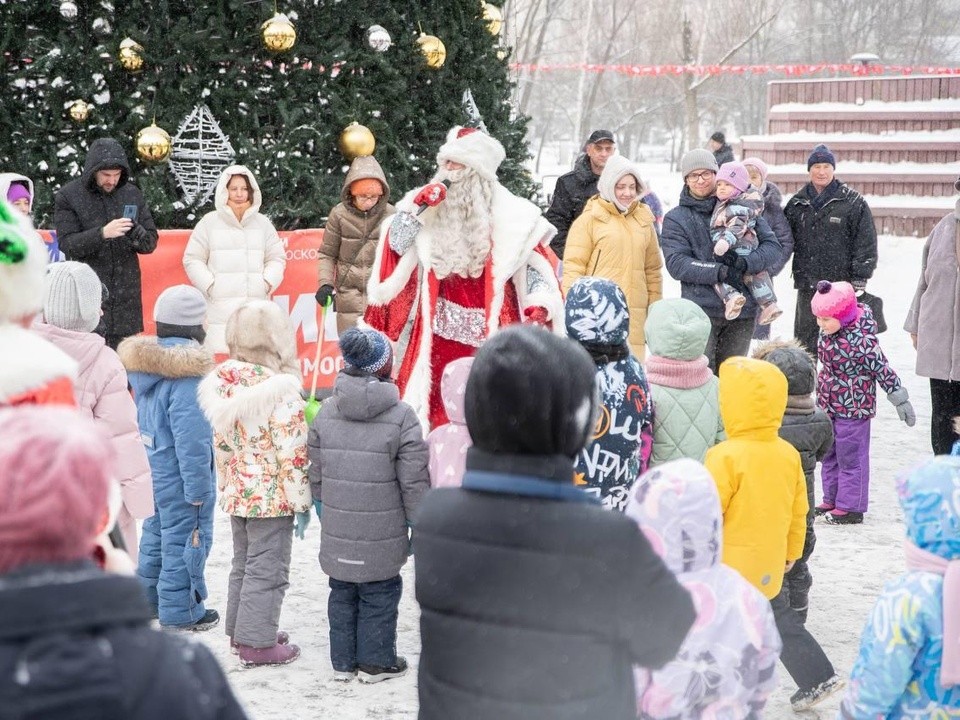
[686,171,716,183]
[355,194,382,202]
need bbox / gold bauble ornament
[338,122,376,160]
[417,33,446,69]
[482,3,503,36]
[261,13,296,53]
[68,99,92,123]
[135,122,172,163]
[118,37,144,73]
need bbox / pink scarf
[645,355,713,390]
[904,539,960,687]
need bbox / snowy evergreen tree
[0,1,530,228]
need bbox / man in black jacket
[709,131,735,165]
[661,149,783,373]
[413,325,695,720]
[545,129,616,258]
[784,144,877,355]
[54,137,159,349]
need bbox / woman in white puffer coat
[183,165,286,354]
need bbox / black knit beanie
[465,325,597,460]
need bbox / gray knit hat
[154,285,207,326]
[43,261,102,333]
[680,149,719,178]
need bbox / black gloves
[315,284,336,309]
[129,222,151,247]
[721,250,749,274]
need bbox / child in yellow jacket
[705,357,843,712]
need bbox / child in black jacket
[753,339,834,622]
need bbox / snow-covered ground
[193,167,941,718]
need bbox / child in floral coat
[811,280,915,524]
[199,300,312,668]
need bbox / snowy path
[195,233,932,719]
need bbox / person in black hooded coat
[413,325,695,720]
[54,137,159,348]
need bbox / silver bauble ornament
[366,25,392,53]
[59,0,78,20]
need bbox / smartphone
[122,204,138,221]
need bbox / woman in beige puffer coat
[183,165,286,354]
[562,155,663,359]
[316,155,394,334]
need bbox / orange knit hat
[350,178,383,197]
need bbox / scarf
[808,179,841,213]
[645,354,712,389]
[227,199,252,223]
[904,539,960,687]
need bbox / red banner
[43,229,344,391]
[509,63,960,77]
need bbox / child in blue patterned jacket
[839,456,960,717]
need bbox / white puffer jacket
[183,165,286,353]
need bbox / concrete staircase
[740,76,960,237]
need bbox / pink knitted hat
[742,157,769,182]
[810,280,859,326]
[0,407,111,573]
[716,161,750,193]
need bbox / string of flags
[508,63,960,77]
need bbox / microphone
[414,181,448,215]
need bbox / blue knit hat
[339,327,393,377]
[807,144,836,169]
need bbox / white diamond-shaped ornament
[169,104,236,206]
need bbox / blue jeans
[328,575,402,671]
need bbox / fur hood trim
[198,360,303,431]
[750,337,812,363]
[117,336,213,379]
[0,325,77,403]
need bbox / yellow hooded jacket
[704,357,808,599]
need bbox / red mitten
[523,306,551,328]
[414,183,447,208]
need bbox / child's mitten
[887,388,916,427]
[293,510,311,540]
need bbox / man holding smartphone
[55,137,159,349]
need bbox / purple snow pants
[821,417,871,513]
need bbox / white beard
[428,167,493,279]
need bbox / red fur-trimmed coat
[364,184,564,430]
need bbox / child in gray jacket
[307,327,429,684]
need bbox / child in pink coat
[33,261,153,559]
[626,458,782,718]
[427,357,473,488]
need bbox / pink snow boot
[237,641,301,667]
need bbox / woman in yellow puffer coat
[562,155,662,358]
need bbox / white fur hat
[436,126,506,183]
[0,199,48,324]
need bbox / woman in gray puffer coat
[316,156,394,334]
[307,327,428,683]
